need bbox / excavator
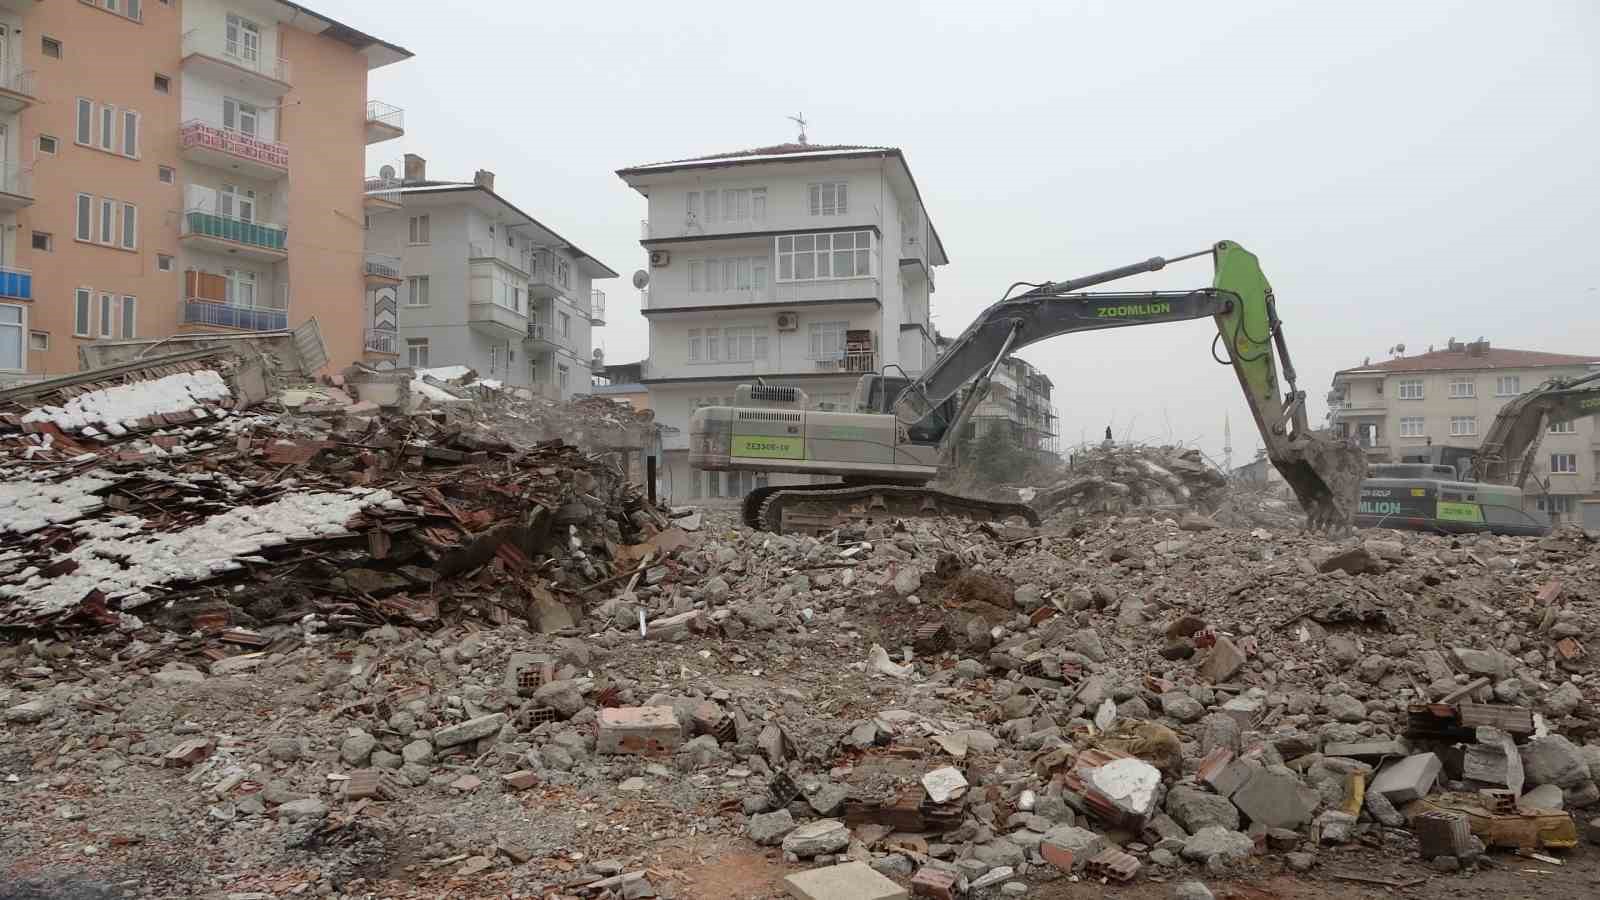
[1357,370,1600,535]
[689,241,1369,534]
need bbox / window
[686,191,699,223]
[708,187,765,223]
[1399,416,1425,437]
[42,37,62,59]
[75,194,92,242]
[98,293,113,338]
[156,254,173,272]
[557,260,570,288]
[158,165,175,184]
[223,98,257,137]
[29,332,48,353]
[220,184,254,222]
[559,312,571,338]
[76,99,92,145]
[122,110,139,157]
[1397,378,1424,400]
[1550,420,1577,435]
[406,275,429,306]
[99,198,114,244]
[0,306,21,370]
[1450,416,1477,436]
[777,231,872,281]
[688,256,768,293]
[31,232,51,252]
[74,289,92,336]
[1537,495,1576,515]
[99,104,115,152]
[226,14,261,64]
[808,182,848,216]
[809,320,849,361]
[488,344,502,375]
[225,268,257,306]
[120,297,136,339]
[409,215,430,244]
[154,74,170,95]
[405,338,429,368]
[38,135,58,156]
[96,0,141,20]
[688,329,702,362]
[722,326,769,362]
[120,203,137,249]
[1449,378,1475,399]
[1550,453,1578,475]
[557,364,570,391]
[1495,376,1521,397]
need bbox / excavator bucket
[1212,241,1367,530]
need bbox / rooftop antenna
[788,112,808,145]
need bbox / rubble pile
[1035,444,1304,530]
[4,388,1600,896]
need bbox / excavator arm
[890,240,1366,528]
[1472,371,1600,489]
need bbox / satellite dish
[1396,343,1406,353]
[379,164,396,180]
[631,269,650,290]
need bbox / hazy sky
[344,0,1597,465]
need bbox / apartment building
[364,154,616,399]
[953,348,1060,460]
[1330,340,1600,522]
[616,143,948,502]
[0,0,410,381]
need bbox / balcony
[645,275,880,312]
[0,265,31,301]
[365,101,404,144]
[813,350,877,374]
[182,28,292,97]
[182,299,287,331]
[529,249,572,298]
[0,164,33,212]
[364,253,402,285]
[364,174,403,212]
[179,119,288,180]
[468,300,527,341]
[524,322,562,354]
[589,289,606,326]
[363,328,398,356]
[182,271,288,332]
[0,65,37,114]
[181,209,288,262]
[469,241,531,277]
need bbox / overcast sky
[346,0,1597,466]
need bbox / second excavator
[689,241,1368,534]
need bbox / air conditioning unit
[649,250,671,267]
[776,312,799,331]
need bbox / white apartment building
[616,143,948,502]
[1330,339,1600,524]
[365,154,615,399]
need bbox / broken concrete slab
[1370,753,1442,804]
[784,861,908,900]
[597,706,683,755]
[1231,768,1320,828]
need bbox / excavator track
[752,484,1040,535]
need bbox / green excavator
[689,241,1369,534]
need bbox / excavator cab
[854,373,956,444]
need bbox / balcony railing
[529,249,572,295]
[364,253,401,280]
[179,119,288,171]
[364,174,402,207]
[0,64,37,100]
[0,163,33,203]
[814,350,876,373]
[363,328,398,355]
[182,28,291,86]
[365,100,404,131]
[0,265,31,301]
[589,289,606,325]
[182,208,287,252]
[183,300,287,331]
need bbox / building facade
[616,143,948,502]
[1330,340,1600,522]
[364,154,615,399]
[957,351,1059,460]
[0,0,409,382]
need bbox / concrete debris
[1,417,1597,898]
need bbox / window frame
[1399,416,1425,438]
[1549,419,1578,435]
[74,288,92,337]
[28,331,48,353]
[1449,415,1477,437]
[559,311,571,338]
[120,202,137,249]
[405,337,429,368]
[158,165,175,184]
[37,135,58,156]
[154,73,171,95]
[808,182,848,216]
[31,232,51,252]
[776,231,873,282]
[405,275,429,307]
[98,292,114,338]
[120,296,136,339]
[156,253,173,272]
[42,36,63,59]
[75,194,93,242]
[99,198,115,245]
[0,304,22,372]
[121,109,140,158]
[75,98,93,146]
[1495,375,1521,397]
[1448,378,1475,399]
[408,215,430,244]
[808,320,850,361]
[1549,452,1578,475]
[1396,378,1424,400]
[99,103,116,152]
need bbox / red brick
[1039,840,1075,873]
[910,866,958,900]
[502,770,540,791]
